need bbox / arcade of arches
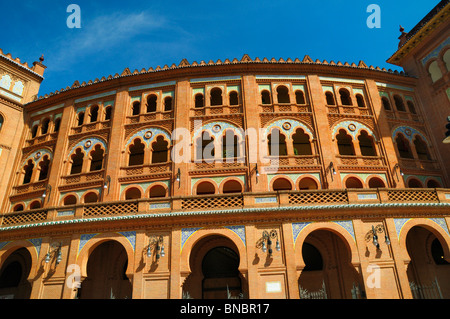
[0,219,449,299]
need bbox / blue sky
[0,0,441,97]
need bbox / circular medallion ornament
[282,122,291,130]
[144,131,153,139]
[84,140,92,148]
[405,128,412,137]
[34,152,41,160]
[348,124,356,132]
[212,125,221,133]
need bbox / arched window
[336,129,355,156]
[195,93,204,108]
[325,91,335,105]
[41,118,50,135]
[413,136,431,160]
[0,114,3,132]
[222,130,239,159]
[29,201,41,210]
[443,50,450,71]
[268,128,287,156]
[104,106,112,121]
[261,90,271,105]
[408,178,422,188]
[53,118,61,132]
[393,95,406,112]
[132,101,141,116]
[298,177,318,190]
[89,105,99,123]
[38,155,50,181]
[428,60,443,82]
[339,89,352,106]
[273,178,292,191]
[63,195,77,206]
[427,179,441,188]
[77,112,85,126]
[13,204,24,212]
[345,177,363,189]
[277,86,290,103]
[151,136,169,164]
[229,91,239,105]
[395,134,413,159]
[31,125,38,138]
[356,94,365,107]
[222,180,243,194]
[89,145,104,171]
[149,185,166,198]
[292,128,312,155]
[358,131,377,156]
[196,181,216,195]
[196,131,215,162]
[302,243,323,271]
[128,139,145,166]
[84,192,98,203]
[147,95,157,113]
[164,97,173,111]
[125,187,141,200]
[295,90,306,104]
[381,97,391,111]
[431,238,449,265]
[70,148,84,175]
[23,160,34,184]
[407,101,417,114]
[210,88,223,106]
[368,177,385,188]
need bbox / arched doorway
[79,241,132,299]
[183,235,247,299]
[298,230,363,299]
[406,226,450,298]
[0,248,32,299]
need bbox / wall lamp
[42,184,52,202]
[254,164,260,183]
[103,175,111,194]
[176,168,181,184]
[393,163,404,182]
[365,224,390,250]
[258,230,281,257]
[45,242,62,265]
[147,235,165,261]
[329,162,337,181]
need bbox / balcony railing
[1,188,449,228]
[119,162,172,179]
[71,121,111,135]
[337,155,385,167]
[191,105,243,117]
[61,170,105,185]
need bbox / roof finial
[399,25,405,33]
[39,54,44,62]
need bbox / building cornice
[25,55,416,112]
[387,1,450,66]
[0,202,448,234]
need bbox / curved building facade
[0,3,449,300]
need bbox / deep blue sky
[0,0,441,97]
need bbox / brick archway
[180,228,248,299]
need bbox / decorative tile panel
[125,127,171,149]
[118,231,136,251]
[264,119,314,139]
[332,120,377,141]
[224,226,246,246]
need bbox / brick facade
[0,3,449,299]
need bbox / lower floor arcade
[0,216,449,299]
